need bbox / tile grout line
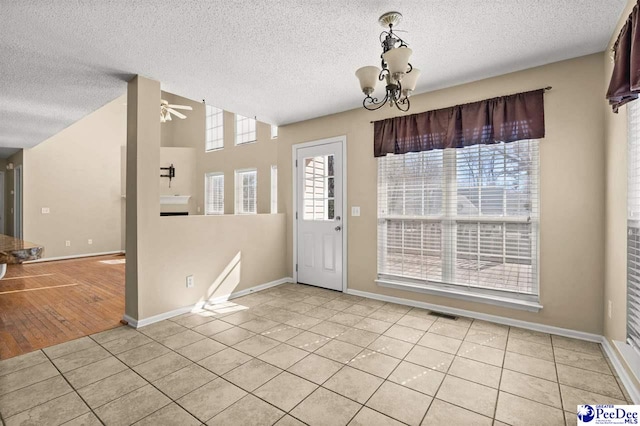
[93,331,205,425]
[3,283,625,425]
[492,326,508,422]
[39,349,107,426]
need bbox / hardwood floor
[0,254,125,359]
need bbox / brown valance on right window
[607,1,640,112]
[607,1,640,113]
[373,89,545,157]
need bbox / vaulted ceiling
[0,1,627,150]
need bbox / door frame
[0,171,5,234]
[14,165,22,239]
[292,135,348,292]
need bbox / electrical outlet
[88,239,93,245]
[65,240,71,247]
[351,206,361,216]
[186,275,194,288]
[41,207,50,214]
[608,300,612,319]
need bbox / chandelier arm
[406,63,413,74]
[363,93,390,111]
[396,96,410,112]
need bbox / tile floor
[0,283,633,425]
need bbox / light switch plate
[41,207,50,214]
[351,206,361,216]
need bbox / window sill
[375,278,543,312]
[205,147,223,153]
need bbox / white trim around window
[204,172,224,215]
[377,140,540,310]
[235,168,257,214]
[235,114,257,145]
[205,105,224,151]
[270,165,278,214]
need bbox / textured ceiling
[0,0,627,149]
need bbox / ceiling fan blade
[167,108,186,119]
[167,104,193,111]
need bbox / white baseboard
[25,250,125,263]
[603,339,640,404]
[345,288,602,342]
[205,277,294,305]
[124,277,293,329]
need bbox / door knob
[335,226,342,231]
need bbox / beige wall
[22,96,126,258]
[278,53,606,334]
[159,147,197,215]
[158,91,277,215]
[604,0,635,341]
[126,76,287,321]
[198,113,276,215]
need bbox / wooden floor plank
[0,254,125,359]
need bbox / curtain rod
[369,86,552,124]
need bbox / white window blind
[271,165,278,214]
[236,115,256,145]
[628,101,640,352]
[205,105,224,151]
[378,140,539,297]
[235,169,257,214]
[205,173,224,215]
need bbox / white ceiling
[0,1,627,150]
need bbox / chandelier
[355,12,420,112]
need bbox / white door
[296,140,343,291]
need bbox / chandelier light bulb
[356,66,381,95]
[402,68,421,96]
[383,47,413,81]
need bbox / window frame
[271,165,278,214]
[628,100,640,353]
[235,168,258,214]
[204,172,224,215]
[377,141,541,311]
[205,105,224,152]
[235,114,257,145]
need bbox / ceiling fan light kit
[356,11,420,112]
[160,99,193,123]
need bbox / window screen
[236,115,256,145]
[235,169,257,214]
[205,105,224,151]
[205,173,224,215]
[378,140,539,297]
[271,165,278,214]
[628,101,640,351]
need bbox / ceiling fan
[160,99,193,123]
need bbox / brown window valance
[373,89,546,157]
[607,1,640,113]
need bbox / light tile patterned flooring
[0,283,632,425]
